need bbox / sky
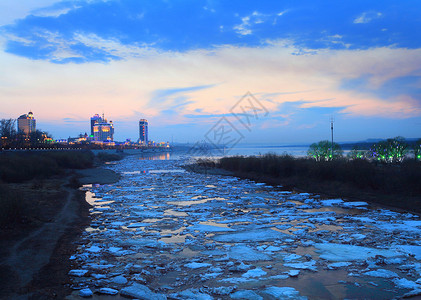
[0,0,420,144]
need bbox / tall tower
[90,114,102,136]
[17,111,36,135]
[139,119,148,145]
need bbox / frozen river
[68,154,421,299]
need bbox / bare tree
[0,119,17,147]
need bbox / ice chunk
[201,272,223,280]
[214,229,289,243]
[79,288,93,297]
[314,243,401,261]
[270,274,289,279]
[86,245,102,253]
[205,286,236,295]
[185,262,212,269]
[363,269,399,278]
[328,262,352,270]
[189,224,235,232]
[127,222,152,228]
[228,262,251,272]
[395,245,421,260]
[99,288,118,295]
[229,245,271,261]
[112,275,127,284]
[68,269,88,277]
[283,254,302,262]
[284,260,317,271]
[320,199,343,206]
[242,268,267,278]
[341,201,368,207]
[265,245,284,252]
[375,220,421,233]
[230,290,263,299]
[286,270,300,277]
[403,289,421,298]
[261,286,307,299]
[351,216,376,223]
[350,234,366,240]
[120,283,167,300]
[393,278,420,289]
[172,288,213,299]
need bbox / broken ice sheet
[68,156,421,299]
[314,243,402,261]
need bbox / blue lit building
[139,119,148,145]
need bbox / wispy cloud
[31,2,82,18]
[353,11,383,24]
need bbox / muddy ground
[0,167,119,299]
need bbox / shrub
[414,139,421,161]
[0,151,94,183]
[368,136,408,163]
[347,146,366,160]
[216,153,421,197]
[307,140,343,161]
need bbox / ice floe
[68,155,421,299]
[314,243,402,261]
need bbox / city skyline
[0,1,420,144]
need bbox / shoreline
[0,165,121,299]
[187,164,421,216]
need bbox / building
[139,119,148,145]
[92,114,114,142]
[90,114,102,136]
[17,111,36,135]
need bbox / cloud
[0,0,61,26]
[1,36,421,141]
[31,2,82,18]
[2,0,421,62]
[353,11,383,24]
[233,16,253,36]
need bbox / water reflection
[137,152,171,160]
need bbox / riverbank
[0,151,121,299]
[192,155,421,215]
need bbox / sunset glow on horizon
[0,0,420,144]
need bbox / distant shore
[190,155,421,215]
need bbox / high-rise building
[92,114,114,142]
[90,114,102,136]
[139,119,148,145]
[17,111,36,135]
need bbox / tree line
[308,137,421,163]
[0,119,52,148]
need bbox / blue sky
[0,0,420,143]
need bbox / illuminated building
[17,111,36,135]
[139,119,148,145]
[92,114,114,142]
[90,114,102,136]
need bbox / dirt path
[0,166,120,299]
[0,184,89,299]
